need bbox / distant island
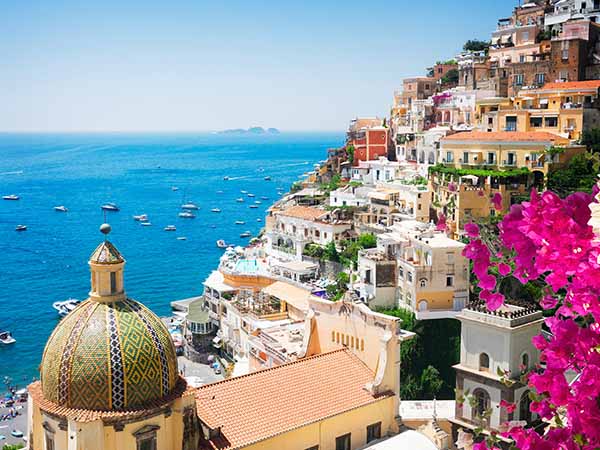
[217,127,280,135]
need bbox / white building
[545,0,600,32]
[329,184,373,208]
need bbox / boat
[260,196,269,200]
[264,176,272,181]
[2,194,19,201]
[178,212,196,219]
[236,198,244,203]
[164,225,177,231]
[247,193,255,197]
[211,208,221,213]
[171,186,179,191]
[223,176,230,180]
[10,430,23,438]
[240,231,251,238]
[241,190,248,194]
[177,236,187,241]
[53,205,68,212]
[254,200,262,204]
[101,203,119,212]
[235,220,245,225]
[133,214,148,221]
[0,331,15,345]
[181,202,199,210]
[216,239,228,248]
[52,299,81,317]
[249,205,258,209]
[257,218,262,222]
[216,190,224,194]
[140,222,152,226]
[15,225,27,232]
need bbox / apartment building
[347,117,390,164]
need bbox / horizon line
[0,129,346,134]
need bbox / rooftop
[277,205,327,221]
[195,349,390,449]
[541,80,600,91]
[187,299,210,324]
[460,300,543,328]
[89,240,124,264]
[262,281,313,313]
[442,131,564,143]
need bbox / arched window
[419,278,427,288]
[472,389,491,420]
[479,353,490,372]
[521,352,529,370]
[519,391,532,423]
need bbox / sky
[1,1,516,132]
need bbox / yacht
[240,231,251,238]
[177,236,187,241]
[178,212,196,219]
[241,190,248,194]
[249,205,258,209]
[223,176,230,181]
[181,202,199,210]
[235,220,245,225]
[247,193,255,198]
[133,214,148,221]
[211,208,221,213]
[0,331,15,345]
[101,203,119,212]
[164,225,177,231]
[53,205,68,212]
[216,239,228,248]
[140,222,152,227]
[257,218,262,222]
[236,198,245,203]
[2,194,19,201]
[264,176,272,181]
[254,200,262,205]
[15,225,27,232]
[171,186,179,191]
[53,299,81,317]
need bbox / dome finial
[100,223,112,237]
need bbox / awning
[539,99,549,105]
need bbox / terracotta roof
[28,377,194,423]
[278,205,326,221]
[195,349,391,449]
[541,80,600,91]
[442,131,564,142]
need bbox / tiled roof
[278,205,326,221]
[442,131,564,142]
[89,240,124,264]
[541,80,600,90]
[195,349,391,449]
[28,377,194,423]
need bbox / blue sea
[0,132,343,387]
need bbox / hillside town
[21,2,600,450]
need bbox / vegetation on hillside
[463,39,490,53]
[547,152,599,196]
[429,164,529,179]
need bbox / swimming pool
[235,259,259,274]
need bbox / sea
[0,132,344,387]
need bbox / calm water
[0,132,343,386]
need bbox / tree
[357,233,377,249]
[323,241,340,262]
[580,127,600,152]
[420,365,444,399]
[547,152,599,196]
[346,144,355,165]
[463,190,600,449]
[3,445,25,450]
[440,68,459,85]
[463,39,490,52]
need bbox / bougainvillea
[462,189,600,449]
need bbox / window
[519,391,532,422]
[366,422,382,443]
[505,116,517,131]
[365,269,372,284]
[514,74,524,86]
[535,73,545,86]
[447,253,455,263]
[487,152,495,164]
[446,275,454,287]
[473,389,491,419]
[398,267,404,278]
[521,352,530,369]
[519,54,525,63]
[506,152,516,165]
[529,117,542,128]
[110,272,117,294]
[45,434,55,450]
[559,70,569,81]
[407,272,413,283]
[462,152,469,163]
[336,433,351,450]
[479,352,490,371]
[138,437,157,450]
[420,279,427,288]
[545,116,558,127]
[446,151,454,163]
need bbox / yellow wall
[416,290,454,311]
[243,397,396,450]
[221,272,275,289]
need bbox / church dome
[39,234,178,411]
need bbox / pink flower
[464,222,480,238]
[492,192,503,211]
[497,263,511,276]
[448,182,457,192]
[499,399,517,414]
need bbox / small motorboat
[2,194,19,201]
[10,430,23,438]
[241,190,248,194]
[216,239,228,248]
[54,205,68,212]
[140,222,152,227]
[264,176,272,181]
[164,225,177,231]
[254,200,262,204]
[53,299,81,317]
[0,331,15,345]
[211,208,221,213]
[240,231,251,238]
[236,198,245,203]
[249,205,258,209]
[171,186,179,191]
[177,236,187,241]
[101,202,119,212]
[247,193,255,198]
[15,225,27,232]
[133,214,148,221]
[223,176,230,181]
[235,220,245,225]
[178,212,196,219]
[216,190,224,194]
[181,202,199,210]
[210,224,217,228]
[257,218,262,222]
[260,196,269,200]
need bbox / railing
[272,245,296,255]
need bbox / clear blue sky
[1,1,516,132]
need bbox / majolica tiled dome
[40,298,178,411]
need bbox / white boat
[254,201,262,204]
[216,190,224,194]
[241,190,248,194]
[264,176,272,181]
[236,198,245,203]
[257,218,262,222]
[240,231,251,238]
[181,203,199,210]
[15,225,27,232]
[52,299,81,317]
[0,331,15,345]
[140,222,152,226]
[216,239,228,248]
[133,214,148,221]
[223,176,230,181]
[247,193,255,198]
[177,236,187,241]
[164,225,177,231]
[2,194,19,201]
[178,212,196,219]
[249,205,258,209]
[101,203,119,211]
[235,220,245,225]
[54,205,68,212]
[171,186,179,191]
[211,208,221,213]
[260,196,269,200]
